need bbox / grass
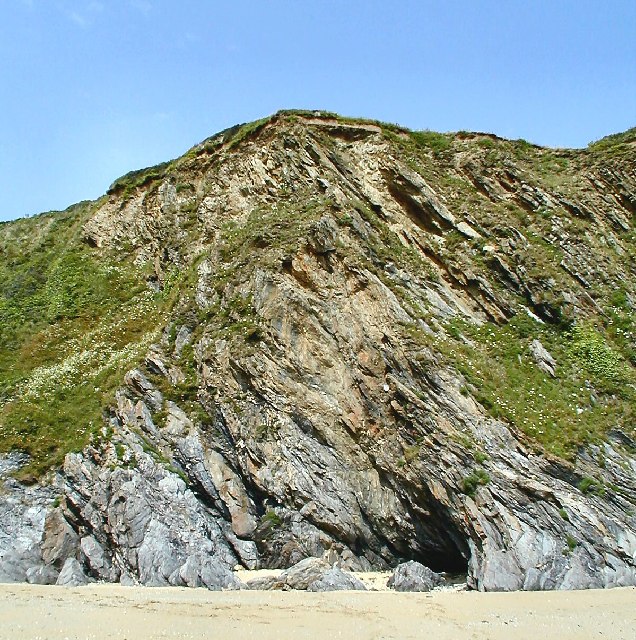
[435,313,635,460]
[0,203,168,479]
[107,161,173,201]
[578,476,601,495]
[410,130,452,153]
[261,509,282,528]
[565,535,578,552]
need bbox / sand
[0,582,633,640]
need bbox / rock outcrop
[387,560,444,592]
[1,112,635,591]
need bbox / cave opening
[404,508,469,576]
[379,475,470,576]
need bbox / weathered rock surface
[0,453,57,583]
[56,557,89,587]
[307,567,367,592]
[529,339,557,377]
[387,560,444,592]
[244,558,366,591]
[1,113,635,592]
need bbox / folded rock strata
[1,112,635,592]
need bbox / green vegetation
[587,127,636,156]
[261,509,282,529]
[565,535,578,552]
[568,325,629,385]
[461,469,490,496]
[578,476,601,495]
[0,203,167,479]
[435,314,635,460]
[410,130,452,153]
[473,450,489,464]
[108,161,173,200]
[226,117,272,150]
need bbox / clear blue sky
[1,1,634,222]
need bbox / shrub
[410,130,451,153]
[568,325,626,384]
[461,469,490,496]
[578,476,599,495]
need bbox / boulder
[279,557,331,590]
[307,567,367,592]
[245,575,285,590]
[0,546,42,583]
[174,554,243,591]
[387,561,444,592]
[529,339,557,377]
[26,565,59,585]
[56,558,89,586]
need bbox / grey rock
[120,572,137,587]
[245,575,285,590]
[174,325,193,358]
[279,557,331,590]
[41,509,79,569]
[123,369,163,411]
[0,546,42,583]
[137,521,186,586]
[80,535,116,581]
[529,339,557,377]
[60,432,240,588]
[387,561,444,592]
[26,565,59,585]
[200,557,243,591]
[0,454,56,564]
[174,554,243,591]
[56,558,89,586]
[308,216,338,254]
[307,567,367,592]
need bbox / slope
[0,111,634,590]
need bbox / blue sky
[0,1,634,222]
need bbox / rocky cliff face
[1,111,635,590]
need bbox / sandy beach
[0,582,633,640]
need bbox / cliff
[1,111,635,590]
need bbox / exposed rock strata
[1,113,635,591]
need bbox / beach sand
[0,582,633,640]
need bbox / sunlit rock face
[1,112,635,590]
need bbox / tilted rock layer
[1,112,635,590]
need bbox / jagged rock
[56,558,89,586]
[123,369,163,411]
[308,216,338,254]
[60,435,239,587]
[529,339,557,377]
[0,546,42,583]
[279,557,331,590]
[387,561,444,592]
[0,453,56,569]
[307,567,367,591]
[174,325,193,357]
[173,554,243,591]
[41,509,79,569]
[81,535,116,581]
